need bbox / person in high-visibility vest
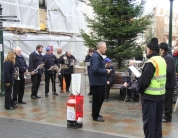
[137,37,167,138]
[160,42,176,123]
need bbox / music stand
[37,75,45,107]
[121,72,134,105]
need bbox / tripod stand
[37,74,45,107]
[122,72,134,105]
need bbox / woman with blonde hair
[3,51,16,110]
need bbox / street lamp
[168,0,174,48]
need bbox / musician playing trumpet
[43,47,58,96]
[13,47,28,104]
[29,45,44,99]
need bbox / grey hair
[97,41,106,49]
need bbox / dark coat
[85,54,92,75]
[106,65,115,85]
[122,68,132,86]
[15,55,28,79]
[58,54,76,74]
[162,52,177,88]
[3,61,14,83]
[28,51,43,74]
[42,54,58,74]
[90,51,107,86]
[136,52,165,101]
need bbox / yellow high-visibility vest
[145,56,166,95]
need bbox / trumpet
[34,62,45,74]
[48,65,58,71]
[14,67,20,80]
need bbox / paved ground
[0,117,127,138]
[0,73,178,138]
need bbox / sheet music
[129,66,141,78]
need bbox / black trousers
[45,73,56,94]
[105,84,112,100]
[31,74,41,96]
[58,73,62,85]
[5,83,13,108]
[142,99,163,138]
[120,83,137,100]
[13,78,25,102]
[61,74,71,91]
[164,88,174,121]
[92,85,105,119]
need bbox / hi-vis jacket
[145,56,166,95]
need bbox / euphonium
[34,62,45,74]
[24,72,30,79]
[48,65,58,71]
[14,67,20,80]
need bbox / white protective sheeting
[0,0,39,30]
[3,32,88,65]
[47,0,87,34]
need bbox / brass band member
[13,47,28,104]
[55,47,63,86]
[29,45,43,99]
[59,51,76,92]
[3,51,16,110]
[43,47,58,97]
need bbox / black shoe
[53,93,58,96]
[31,95,36,99]
[45,93,49,97]
[93,117,105,122]
[12,104,17,108]
[6,106,15,110]
[35,95,41,98]
[18,101,26,104]
[162,118,171,123]
[66,89,71,92]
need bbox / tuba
[14,67,20,80]
[34,62,45,74]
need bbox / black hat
[159,42,168,51]
[147,37,159,51]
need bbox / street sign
[0,19,20,22]
[0,16,17,18]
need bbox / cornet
[34,62,45,74]
[14,67,20,80]
[48,65,58,71]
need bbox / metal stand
[122,72,134,105]
[37,81,45,107]
[174,97,178,112]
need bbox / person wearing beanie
[137,37,167,137]
[104,58,115,102]
[160,42,177,123]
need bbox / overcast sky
[143,0,178,14]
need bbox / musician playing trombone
[13,47,28,104]
[43,47,58,97]
[29,45,44,99]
